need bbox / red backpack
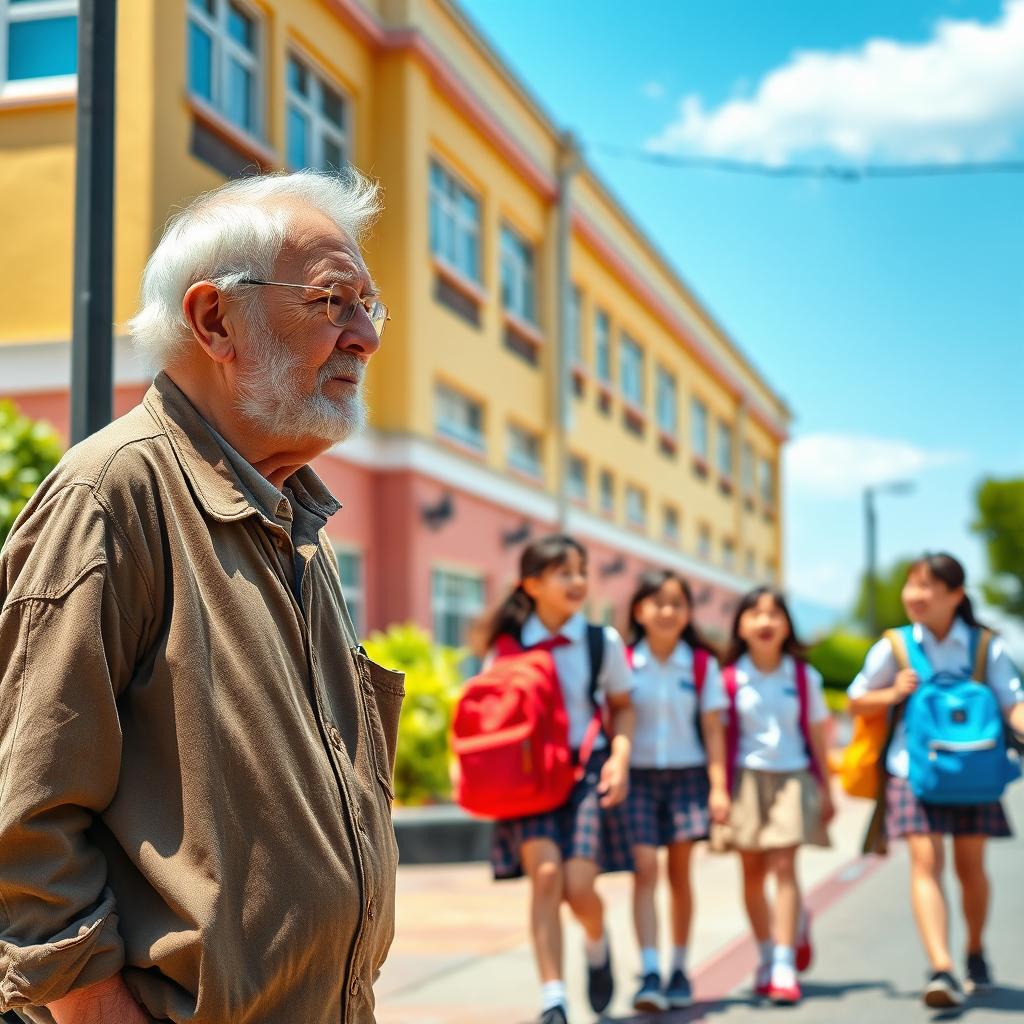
[721,658,822,793]
[452,625,605,820]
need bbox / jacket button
[366,898,375,920]
[350,978,360,995]
[328,726,343,750]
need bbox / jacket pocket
[356,652,405,798]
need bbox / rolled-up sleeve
[0,486,149,1009]
[846,637,898,701]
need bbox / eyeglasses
[238,278,390,337]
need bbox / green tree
[973,477,1024,618]
[0,401,63,550]
[853,557,912,634]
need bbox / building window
[500,224,536,323]
[507,424,543,480]
[691,398,709,461]
[620,333,644,408]
[569,286,584,366]
[723,538,736,571]
[742,442,755,496]
[663,505,680,545]
[599,469,615,517]
[188,0,263,137]
[286,53,348,172]
[697,523,712,561]
[656,366,677,437]
[429,160,481,284]
[3,0,77,89]
[435,383,484,452]
[333,546,364,638]
[432,568,485,652]
[625,485,647,530]
[594,309,612,385]
[567,454,588,504]
[718,421,734,480]
[760,457,776,508]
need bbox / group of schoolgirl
[453,534,834,1024]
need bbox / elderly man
[0,170,403,1024]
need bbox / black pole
[70,0,118,444]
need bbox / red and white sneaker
[796,910,813,973]
[754,963,772,998]
[769,978,802,1006]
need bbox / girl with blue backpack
[848,553,1024,1009]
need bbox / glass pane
[187,22,213,100]
[226,58,254,131]
[227,3,255,51]
[287,56,308,96]
[320,83,345,128]
[322,136,343,171]
[287,106,308,168]
[462,232,480,282]
[8,16,78,81]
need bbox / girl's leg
[666,841,695,950]
[739,850,772,943]
[564,856,606,942]
[521,838,565,983]
[952,835,989,955]
[632,844,660,957]
[766,846,800,948]
[907,833,954,972]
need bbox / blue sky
[461,0,1024,616]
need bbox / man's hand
[597,752,629,808]
[47,974,150,1024]
[892,669,919,704]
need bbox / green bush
[808,630,874,710]
[362,623,463,806]
[0,401,63,549]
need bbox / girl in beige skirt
[714,588,834,1007]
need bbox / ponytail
[484,585,536,649]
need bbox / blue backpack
[902,625,1021,805]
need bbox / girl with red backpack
[847,553,1024,1009]
[715,587,833,1007]
[625,570,730,1013]
[483,535,635,1024]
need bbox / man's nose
[336,313,382,357]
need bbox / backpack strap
[972,628,993,683]
[721,664,740,795]
[586,623,606,710]
[693,648,709,696]
[794,660,823,783]
[900,625,934,682]
[885,628,909,671]
[624,644,636,670]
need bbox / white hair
[127,168,382,367]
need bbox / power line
[590,142,1024,182]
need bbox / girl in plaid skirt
[482,535,635,1024]
[625,570,729,1014]
[848,553,1024,1009]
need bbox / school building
[0,0,791,646]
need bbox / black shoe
[539,1005,568,1024]
[587,950,614,1014]
[633,971,667,1013]
[664,968,693,1009]
[923,970,965,1008]
[965,950,991,994]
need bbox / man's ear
[183,282,235,364]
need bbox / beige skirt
[711,768,830,852]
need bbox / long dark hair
[483,534,588,648]
[720,586,808,667]
[628,569,715,655]
[907,552,986,629]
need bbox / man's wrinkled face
[233,208,382,446]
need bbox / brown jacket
[0,373,403,1023]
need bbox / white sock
[672,945,688,972]
[772,945,797,986]
[773,945,796,969]
[584,932,609,968]
[541,980,567,1012]
[641,947,659,975]
[758,940,774,966]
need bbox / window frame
[567,453,588,504]
[718,420,734,480]
[655,364,678,437]
[619,331,645,409]
[599,468,615,517]
[332,544,365,638]
[431,567,486,653]
[1,0,78,96]
[435,382,485,453]
[187,0,265,140]
[499,222,537,324]
[691,397,709,461]
[506,422,543,480]
[429,158,483,286]
[594,309,612,386]
[285,48,350,172]
[625,483,647,530]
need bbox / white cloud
[648,0,1024,163]
[785,433,967,498]
[642,80,666,101]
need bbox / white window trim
[625,484,647,528]
[594,309,612,384]
[429,158,483,284]
[435,384,485,452]
[187,0,265,140]
[332,544,364,637]
[500,223,536,325]
[286,48,350,171]
[692,398,709,460]
[507,423,542,479]
[1,0,78,97]
[620,333,644,407]
[656,366,677,436]
[431,567,486,649]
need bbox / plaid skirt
[627,766,711,847]
[885,775,1013,841]
[490,747,633,880]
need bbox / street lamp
[864,479,915,635]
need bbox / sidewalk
[377,790,876,1023]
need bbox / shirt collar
[914,617,970,649]
[737,652,790,680]
[631,639,690,670]
[521,610,587,646]
[144,371,342,525]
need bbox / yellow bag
[839,628,906,799]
